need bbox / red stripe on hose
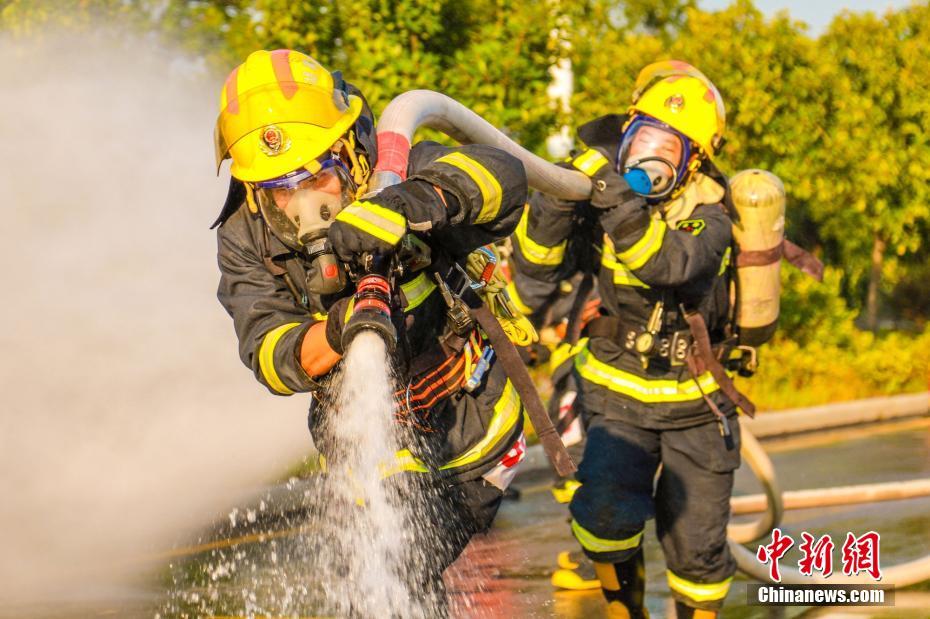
[269,49,298,99]
[376,131,411,179]
[224,66,240,114]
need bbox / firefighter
[211,49,529,604]
[511,60,750,617]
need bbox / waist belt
[585,315,691,366]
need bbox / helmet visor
[618,117,689,199]
[253,160,356,250]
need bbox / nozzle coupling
[341,273,397,353]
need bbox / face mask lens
[619,121,685,199]
[254,162,356,250]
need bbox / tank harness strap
[737,238,824,282]
[681,307,756,419]
[783,239,825,281]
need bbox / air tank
[730,169,786,346]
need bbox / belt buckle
[670,331,689,366]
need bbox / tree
[812,4,930,330]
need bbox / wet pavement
[4,419,929,618]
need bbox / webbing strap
[683,309,756,418]
[736,238,824,282]
[470,303,576,477]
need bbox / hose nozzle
[341,273,397,353]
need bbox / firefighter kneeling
[517,61,753,617]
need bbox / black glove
[324,296,353,355]
[571,147,644,211]
[328,198,408,265]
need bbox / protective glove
[323,296,354,355]
[328,198,408,265]
[570,147,644,211]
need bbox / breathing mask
[253,158,356,294]
[617,116,691,202]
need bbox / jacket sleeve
[216,211,321,396]
[510,185,580,283]
[369,141,528,256]
[599,202,731,288]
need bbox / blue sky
[697,0,916,34]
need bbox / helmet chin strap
[335,132,370,196]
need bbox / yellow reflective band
[311,311,327,321]
[400,272,436,311]
[574,345,721,403]
[335,200,406,245]
[441,379,522,470]
[602,237,649,288]
[666,571,733,602]
[506,280,534,316]
[436,151,502,224]
[617,216,666,270]
[572,149,609,177]
[549,338,589,374]
[380,448,430,478]
[571,519,643,554]
[258,322,302,395]
[514,205,566,266]
[718,245,732,276]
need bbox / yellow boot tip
[551,568,602,591]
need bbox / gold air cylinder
[730,170,786,346]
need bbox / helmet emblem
[259,125,291,156]
[664,94,685,113]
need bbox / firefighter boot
[594,548,648,618]
[551,550,601,591]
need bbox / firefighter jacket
[216,141,528,481]
[510,115,736,429]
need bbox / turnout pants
[569,412,741,610]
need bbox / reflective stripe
[574,345,721,403]
[549,337,589,374]
[311,311,327,321]
[400,272,436,311]
[380,448,429,477]
[258,322,302,395]
[571,519,643,554]
[436,152,502,224]
[572,149,609,176]
[602,236,649,288]
[718,245,732,276]
[441,379,522,470]
[666,571,733,602]
[514,205,566,266]
[506,280,534,316]
[617,216,666,270]
[335,200,406,245]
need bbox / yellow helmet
[214,49,364,183]
[629,60,726,159]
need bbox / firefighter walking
[512,61,753,618]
